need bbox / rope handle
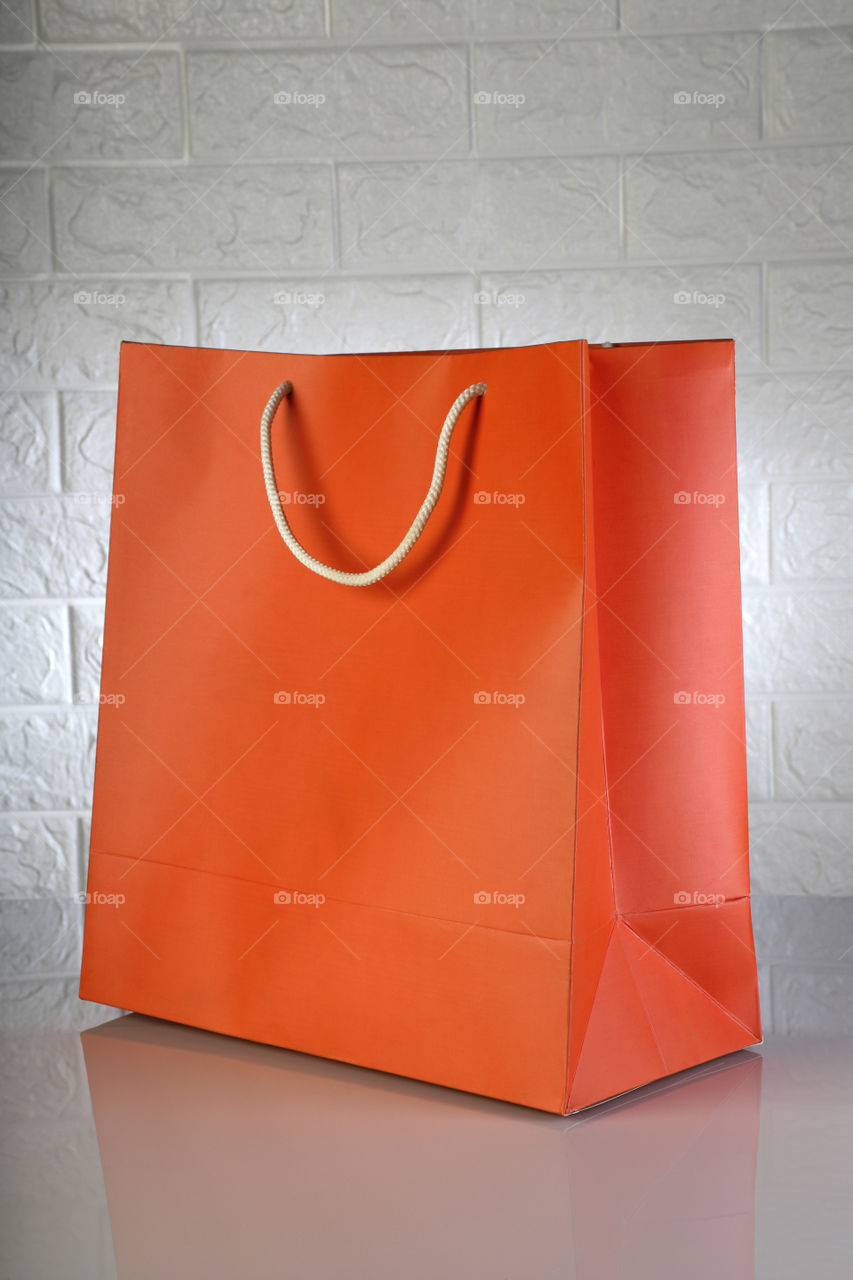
[260,380,486,586]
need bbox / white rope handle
[260,379,486,586]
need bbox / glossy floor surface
[2,1017,851,1278]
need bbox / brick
[0,0,34,43]
[746,698,772,801]
[736,374,853,481]
[757,961,772,1033]
[331,0,616,39]
[0,606,69,703]
[478,266,763,368]
[474,33,759,155]
[2,1120,105,1199]
[0,54,48,164]
[52,165,334,273]
[0,976,120,1031]
[766,28,853,141]
[188,47,469,161]
[70,604,104,704]
[743,591,853,692]
[0,394,54,495]
[623,0,852,29]
[771,483,853,582]
[339,160,473,270]
[749,808,853,896]
[78,816,90,882]
[0,709,95,810]
[0,51,183,164]
[0,898,82,977]
[0,815,78,899]
[771,965,853,1034]
[39,0,325,40]
[0,498,108,598]
[473,0,617,34]
[0,1033,89,1125]
[338,157,620,270]
[331,0,472,39]
[60,391,115,494]
[197,275,477,353]
[0,169,48,274]
[627,146,853,262]
[0,280,193,390]
[769,262,853,369]
[774,698,853,801]
[753,893,853,961]
[738,483,769,584]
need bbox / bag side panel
[567,339,761,1112]
[564,342,617,1112]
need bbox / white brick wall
[1,0,852,1029]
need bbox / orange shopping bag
[80,337,761,1113]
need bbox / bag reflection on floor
[82,1014,762,1280]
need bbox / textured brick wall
[1,0,851,1030]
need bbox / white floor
[1,1011,851,1278]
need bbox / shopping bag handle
[260,379,487,586]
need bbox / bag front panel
[81,338,589,1111]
